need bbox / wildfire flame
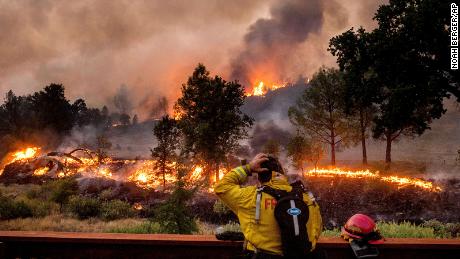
[189,165,204,182]
[0,147,444,193]
[97,168,113,178]
[246,81,287,97]
[133,203,143,210]
[33,167,49,176]
[11,147,40,163]
[305,168,442,192]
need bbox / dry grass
[0,215,148,233]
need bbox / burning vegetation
[1,145,458,229]
[0,146,444,193]
[246,81,288,97]
[0,146,225,190]
[305,168,442,192]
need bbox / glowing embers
[305,168,442,192]
[33,167,49,176]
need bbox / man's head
[258,155,284,183]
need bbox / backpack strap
[290,180,307,193]
[260,186,288,201]
[255,182,309,223]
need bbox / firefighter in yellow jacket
[214,153,322,258]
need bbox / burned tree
[289,67,355,166]
[151,115,179,190]
[174,64,253,182]
[95,135,112,163]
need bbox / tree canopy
[0,84,112,157]
[289,67,356,165]
[329,27,376,165]
[151,115,180,190]
[174,64,253,180]
[328,0,460,165]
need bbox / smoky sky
[230,0,325,86]
[0,0,385,119]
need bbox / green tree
[153,168,197,234]
[174,64,253,182]
[31,84,76,134]
[0,90,33,140]
[289,67,355,166]
[329,28,377,165]
[368,0,459,165]
[287,134,324,172]
[49,178,79,211]
[151,115,180,190]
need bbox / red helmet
[341,214,384,244]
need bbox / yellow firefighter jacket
[214,165,322,255]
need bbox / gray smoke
[230,0,325,87]
[112,84,134,115]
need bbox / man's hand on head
[249,153,269,174]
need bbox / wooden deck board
[0,231,459,258]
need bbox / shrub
[99,188,115,201]
[152,178,197,234]
[213,199,231,215]
[423,220,460,238]
[67,196,101,219]
[49,178,79,207]
[0,195,33,219]
[20,198,58,218]
[100,199,135,221]
[109,221,161,234]
[377,221,436,238]
[220,221,241,232]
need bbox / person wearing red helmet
[341,214,384,259]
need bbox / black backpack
[258,181,312,258]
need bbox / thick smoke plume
[230,0,385,90]
[0,0,385,119]
[230,0,324,87]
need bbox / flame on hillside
[305,168,442,192]
[3,147,442,193]
[1,147,224,190]
[246,81,287,97]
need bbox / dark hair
[258,156,284,183]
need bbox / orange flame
[246,81,287,97]
[33,167,49,176]
[133,203,143,210]
[0,146,226,191]
[305,168,442,192]
[11,147,40,163]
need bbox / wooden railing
[0,231,459,258]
